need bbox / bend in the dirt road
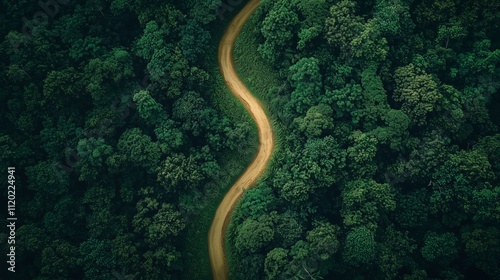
[208,0,273,279]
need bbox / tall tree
[393,64,443,126]
[288,57,323,114]
[259,0,299,67]
[343,226,376,265]
[341,179,395,230]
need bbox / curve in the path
[208,0,273,279]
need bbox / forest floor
[208,0,274,279]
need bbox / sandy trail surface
[208,0,273,279]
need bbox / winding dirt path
[208,0,273,279]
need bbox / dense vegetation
[0,0,257,279]
[228,0,500,279]
[1,0,499,279]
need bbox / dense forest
[1,0,255,279]
[1,0,499,279]
[227,0,500,279]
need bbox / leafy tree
[436,20,467,49]
[193,0,224,23]
[432,84,468,140]
[395,190,429,229]
[373,0,414,39]
[393,64,443,126]
[421,231,458,265]
[83,183,127,240]
[306,221,340,261]
[377,226,416,280]
[456,39,500,80]
[133,89,166,126]
[76,137,113,181]
[381,109,410,150]
[17,224,49,254]
[359,65,390,129]
[179,19,211,63]
[349,19,388,63]
[44,194,86,240]
[151,203,185,238]
[402,269,428,280]
[84,48,135,105]
[235,214,275,254]
[275,136,346,203]
[341,180,395,230]
[324,82,364,121]
[141,246,182,280]
[172,91,216,136]
[78,239,117,280]
[111,233,141,279]
[259,0,299,67]
[401,131,453,183]
[264,247,290,280]
[343,226,376,265]
[430,150,495,227]
[133,197,185,245]
[470,186,500,223]
[288,57,323,114]
[42,67,85,110]
[231,254,265,280]
[40,240,79,278]
[287,240,324,279]
[117,128,161,173]
[131,1,185,27]
[157,153,205,192]
[134,21,170,61]
[325,0,388,64]
[39,117,78,160]
[461,226,500,277]
[236,184,278,222]
[475,134,500,177]
[154,119,184,153]
[294,0,329,51]
[144,46,189,98]
[346,131,378,178]
[221,121,253,152]
[25,160,70,200]
[275,211,304,248]
[293,104,334,138]
[325,0,364,58]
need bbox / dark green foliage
[274,136,346,203]
[343,226,376,265]
[0,1,254,279]
[78,239,117,280]
[117,128,161,173]
[2,0,500,278]
[393,64,443,126]
[180,19,211,63]
[264,247,290,280]
[377,226,416,280]
[461,226,500,278]
[421,231,458,265]
[395,190,429,229]
[341,180,395,230]
[235,214,275,253]
[228,0,500,279]
[133,90,166,126]
[259,0,299,67]
[288,57,322,114]
[293,104,334,138]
